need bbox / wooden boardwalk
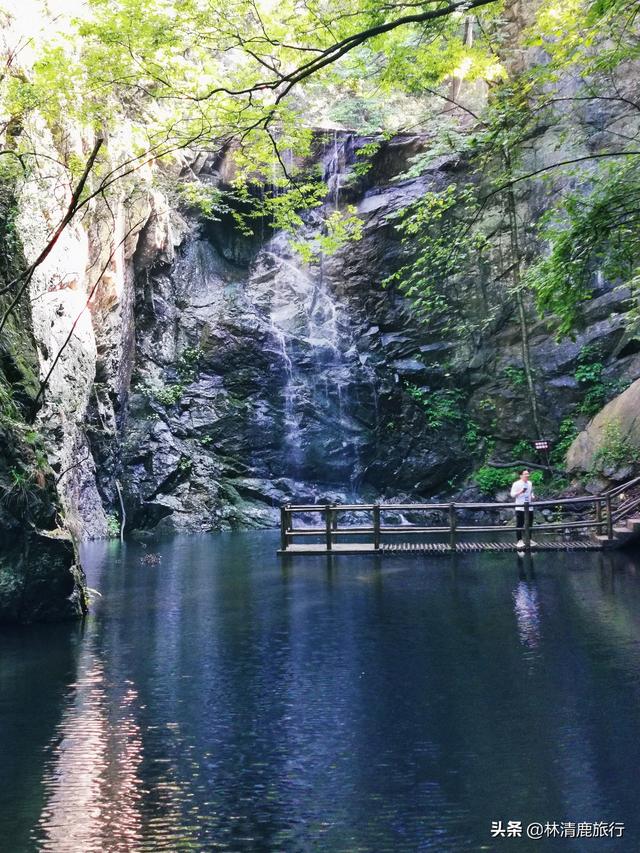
[278,477,640,556]
[279,540,602,555]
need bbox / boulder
[566,379,640,472]
[0,531,86,625]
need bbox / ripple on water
[0,534,636,851]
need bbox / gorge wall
[86,127,640,534]
[0,208,86,623]
[10,124,640,548]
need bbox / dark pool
[2,532,640,851]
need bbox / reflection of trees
[66,535,304,849]
[568,552,640,652]
[28,543,144,851]
[559,552,640,824]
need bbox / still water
[2,532,640,852]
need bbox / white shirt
[510,479,534,505]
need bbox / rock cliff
[1,2,640,621]
[0,188,86,623]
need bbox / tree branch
[0,138,104,336]
[31,214,148,413]
[195,0,498,102]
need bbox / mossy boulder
[566,379,640,475]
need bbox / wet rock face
[119,141,473,530]
[115,130,640,530]
[0,533,85,625]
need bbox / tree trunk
[503,147,543,438]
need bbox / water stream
[259,138,365,494]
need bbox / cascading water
[120,130,505,531]
[252,133,369,495]
[261,230,360,490]
[324,129,353,209]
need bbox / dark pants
[516,508,533,541]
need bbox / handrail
[287,496,602,512]
[613,495,640,523]
[604,475,640,499]
[279,471,640,552]
[286,488,638,515]
[286,518,606,536]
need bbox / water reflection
[513,554,542,652]
[0,533,639,851]
[38,656,144,852]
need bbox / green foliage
[292,207,363,263]
[571,344,629,417]
[176,346,202,381]
[473,466,513,494]
[382,0,640,347]
[3,0,507,265]
[531,0,640,78]
[503,366,527,388]
[591,421,639,473]
[473,466,543,494]
[528,157,640,338]
[106,514,121,538]
[176,183,230,221]
[353,142,382,177]
[512,439,533,458]
[155,384,184,406]
[551,417,579,466]
[328,95,388,133]
[140,346,203,405]
[0,160,22,279]
[574,361,603,387]
[2,466,40,511]
[143,381,184,407]
[464,420,483,451]
[0,380,18,421]
[405,384,464,430]
[385,185,486,333]
[574,345,606,415]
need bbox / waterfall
[259,225,362,495]
[324,130,352,210]
[271,325,304,473]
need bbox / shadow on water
[0,620,83,852]
[1,532,640,851]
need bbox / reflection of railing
[279,476,640,554]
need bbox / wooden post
[325,504,333,551]
[449,503,457,552]
[523,500,531,549]
[373,505,381,551]
[280,506,288,551]
[332,503,338,531]
[595,498,602,531]
[606,494,613,540]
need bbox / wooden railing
[279,476,640,553]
